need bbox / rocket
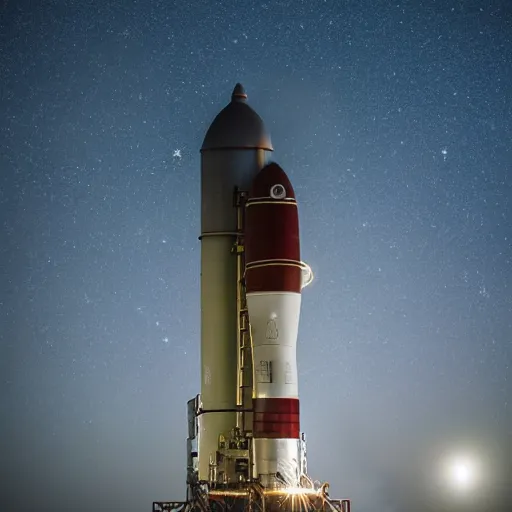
[198,82,273,485]
[153,83,351,512]
[196,83,311,489]
[245,163,304,486]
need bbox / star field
[1,1,511,511]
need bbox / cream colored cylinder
[198,234,238,479]
[198,149,270,481]
[198,84,273,482]
[200,235,238,409]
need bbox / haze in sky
[1,1,510,511]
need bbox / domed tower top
[201,83,273,151]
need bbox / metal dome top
[201,83,273,151]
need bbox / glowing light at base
[441,453,480,493]
[284,487,319,496]
[451,459,473,488]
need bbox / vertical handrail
[234,188,251,430]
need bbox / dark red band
[245,203,300,264]
[245,263,302,293]
[253,398,300,439]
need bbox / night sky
[1,1,511,511]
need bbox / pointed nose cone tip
[231,83,248,102]
[201,83,273,151]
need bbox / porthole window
[270,184,286,199]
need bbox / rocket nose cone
[232,83,248,102]
[201,84,273,151]
[250,162,296,200]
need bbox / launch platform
[153,483,350,512]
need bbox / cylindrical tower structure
[199,84,273,482]
[244,163,303,487]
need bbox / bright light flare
[431,443,496,506]
[285,487,318,496]
[451,460,473,487]
[442,454,480,493]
